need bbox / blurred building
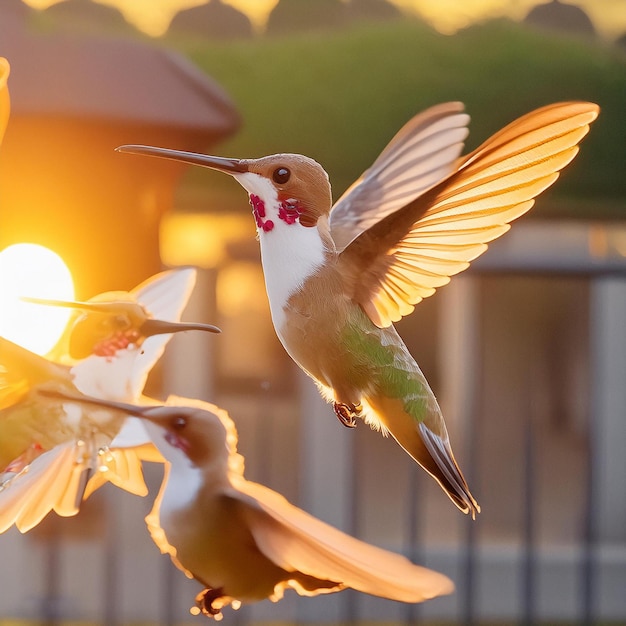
[0,6,240,297]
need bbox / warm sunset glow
[160,212,251,268]
[393,0,625,37]
[0,57,9,146]
[19,0,626,39]
[0,243,75,355]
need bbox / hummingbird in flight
[42,387,454,619]
[0,268,220,533]
[118,101,599,517]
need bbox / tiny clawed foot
[195,588,225,620]
[333,402,361,429]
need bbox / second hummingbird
[119,101,599,517]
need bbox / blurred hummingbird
[0,268,220,532]
[41,388,454,619]
[118,101,599,517]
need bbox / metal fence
[1,222,626,625]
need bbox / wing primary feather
[0,443,79,533]
[330,103,471,249]
[339,102,598,328]
[238,485,454,602]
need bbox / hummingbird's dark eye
[172,415,187,430]
[272,167,290,184]
[112,315,129,329]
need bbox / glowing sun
[0,243,75,355]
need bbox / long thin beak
[116,145,248,174]
[21,296,115,312]
[140,319,220,336]
[22,297,221,335]
[37,388,150,418]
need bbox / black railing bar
[42,518,61,626]
[581,395,597,624]
[342,427,360,626]
[403,463,424,625]
[162,558,177,626]
[104,495,119,626]
[461,290,483,626]
[520,388,537,626]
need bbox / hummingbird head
[67,296,151,359]
[36,388,234,471]
[117,146,335,319]
[235,153,332,233]
[138,404,231,470]
[115,146,333,236]
[25,293,220,360]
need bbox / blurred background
[0,0,625,624]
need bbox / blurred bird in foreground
[0,268,220,533]
[41,388,454,620]
[118,102,599,517]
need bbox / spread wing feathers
[330,102,470,251]
[127,268,198,398]
[0,337,69,409]
[83,447,150,499]
[0,439,155,535]
[0,442,88,533]
[82,416,164,499]
[340,102,599,328]
[236,480,454,602]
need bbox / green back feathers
[341,311,430,421]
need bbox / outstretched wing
[235,480,453,603]
[330,102,470,251]
[84,414,165,497]
[0,337,69,409]
[127,267,198,397]
[0,442,87,533]
[339,102,599,327]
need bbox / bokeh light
[0,243,74,355]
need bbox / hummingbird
[0,268,220,533]
[118,101,599,517]
[41,388,454,619]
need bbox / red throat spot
[278,200,300,225]
[250,194,274,232]
[278,196,316,227]
[165,431,190,454]
[93,329,141,358]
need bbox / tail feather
[365,394,479,517]
[417,422,479,518]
